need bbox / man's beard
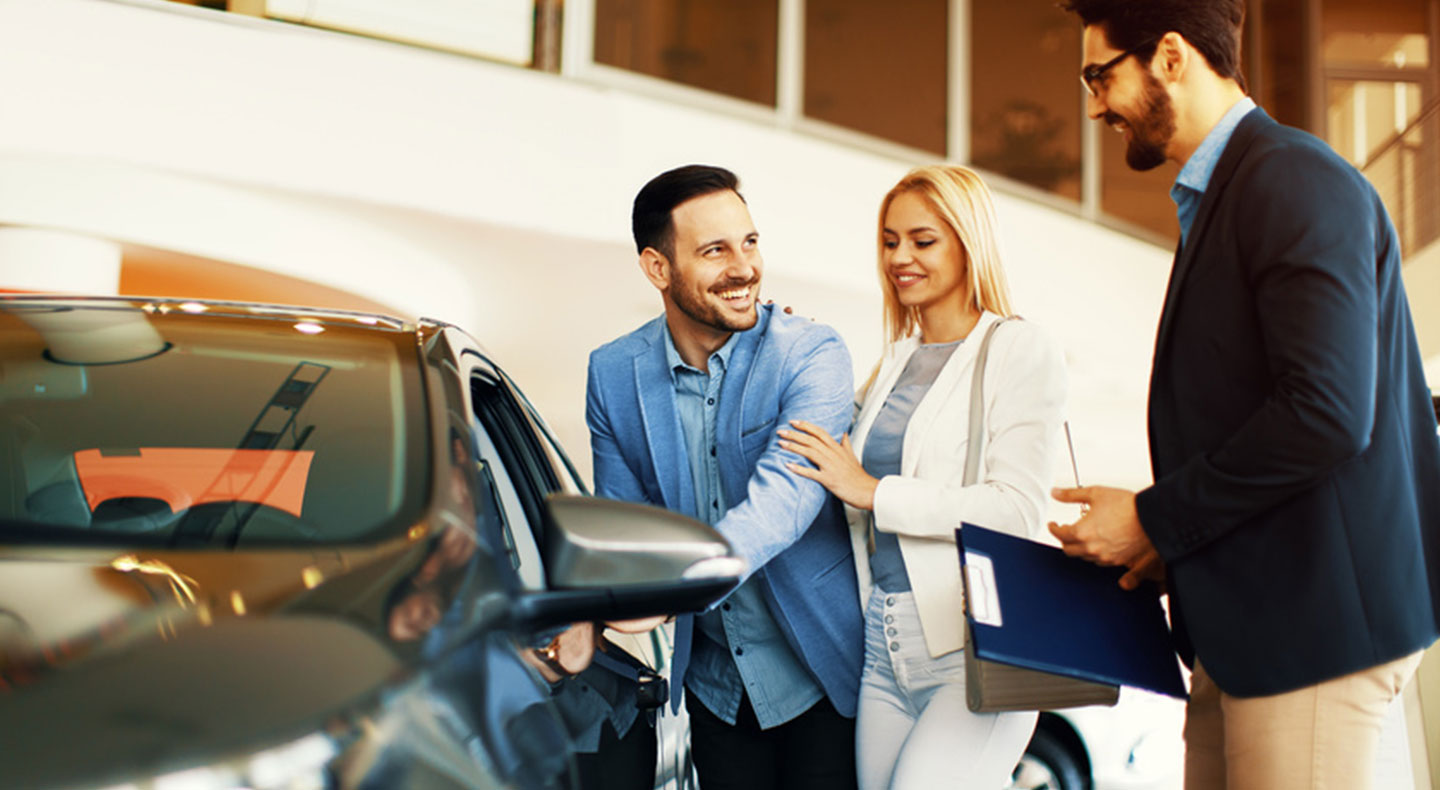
[1110,71,1176,171]
[670,265,759,333]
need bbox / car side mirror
[509,494,745,629]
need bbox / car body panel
[0,295,734,790]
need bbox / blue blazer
[1134,107,1440,697]
[586,304,864,716]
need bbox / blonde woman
[778,165,1067,789]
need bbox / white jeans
[856,589,1037,790]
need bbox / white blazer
[845,311,1069,658]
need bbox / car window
[0,304,427,547]
[470,374,556,590]
[469,418,545,590]
[496,370,587,496]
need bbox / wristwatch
[533,639,569,678]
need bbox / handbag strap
[962,317,1012,487]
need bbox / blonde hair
[876,165,1015,344]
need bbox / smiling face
[658,189,763,338]
[1082,26,1177,171]
[882,190,970,318]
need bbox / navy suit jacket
[586,304,864,715]
[1134,107,1440,697]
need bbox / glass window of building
[1321,0,1436,254]
[1321,0,1431,165]
[803,0,948,155]
[969,2,1082,200]
[594,0,780,107]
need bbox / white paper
[965,551,1003,628]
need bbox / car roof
[0,294,414,331]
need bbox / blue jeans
[856,589,1036,790]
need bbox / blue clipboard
[957,523,1188,700]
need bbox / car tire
[1006,729,1086,790]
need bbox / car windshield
[0,302,427,547]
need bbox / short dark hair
[1062,0,1247,91]
[631,165,742,259]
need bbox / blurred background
[0,0,1435,786]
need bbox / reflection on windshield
[74,447,315,517]
[0,304,425,546]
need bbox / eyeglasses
[1080,38,1158,97]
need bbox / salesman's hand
[1117,546,1166,591]
[1049,486,1161,590]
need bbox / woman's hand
[778,419,879,511]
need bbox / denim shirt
[664,327,824,728]
[1172,96,1256,246]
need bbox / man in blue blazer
[582,165,863,790]
[1052,1,1440,787]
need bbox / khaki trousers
[1184,650,1423,790]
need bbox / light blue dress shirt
[663,326,824,729]
[1171,96,1256,246]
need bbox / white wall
[0,0,1174,492]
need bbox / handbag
[960,317,1121,713]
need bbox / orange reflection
[110,555,200,607]
[74,448,314,517]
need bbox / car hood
[0,538,513,789]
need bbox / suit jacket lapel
[634,326,695,517]
[1153,107,1272,364]
[715,308,766,507]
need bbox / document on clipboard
[958,523,1188,700]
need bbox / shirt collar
[1172,96,1256,199]
[663,323,737,384]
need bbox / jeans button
[890,642,900,652]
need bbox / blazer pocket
[741,418,778,453]
[811,550,852,582]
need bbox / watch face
[536,645,567,676]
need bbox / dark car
[0,295,743,790]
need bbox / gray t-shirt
[862,339,961,593]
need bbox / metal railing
[1361,97,1440,262]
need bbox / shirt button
[711,447,716,456]
[890,642,900,652]
[884,614,894,624]
[886,596,895,606]
[722,602,732,611]
[712,500,719,508]
[887,627,897,637]
[707,397,715,405]
[735,646,744,656]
